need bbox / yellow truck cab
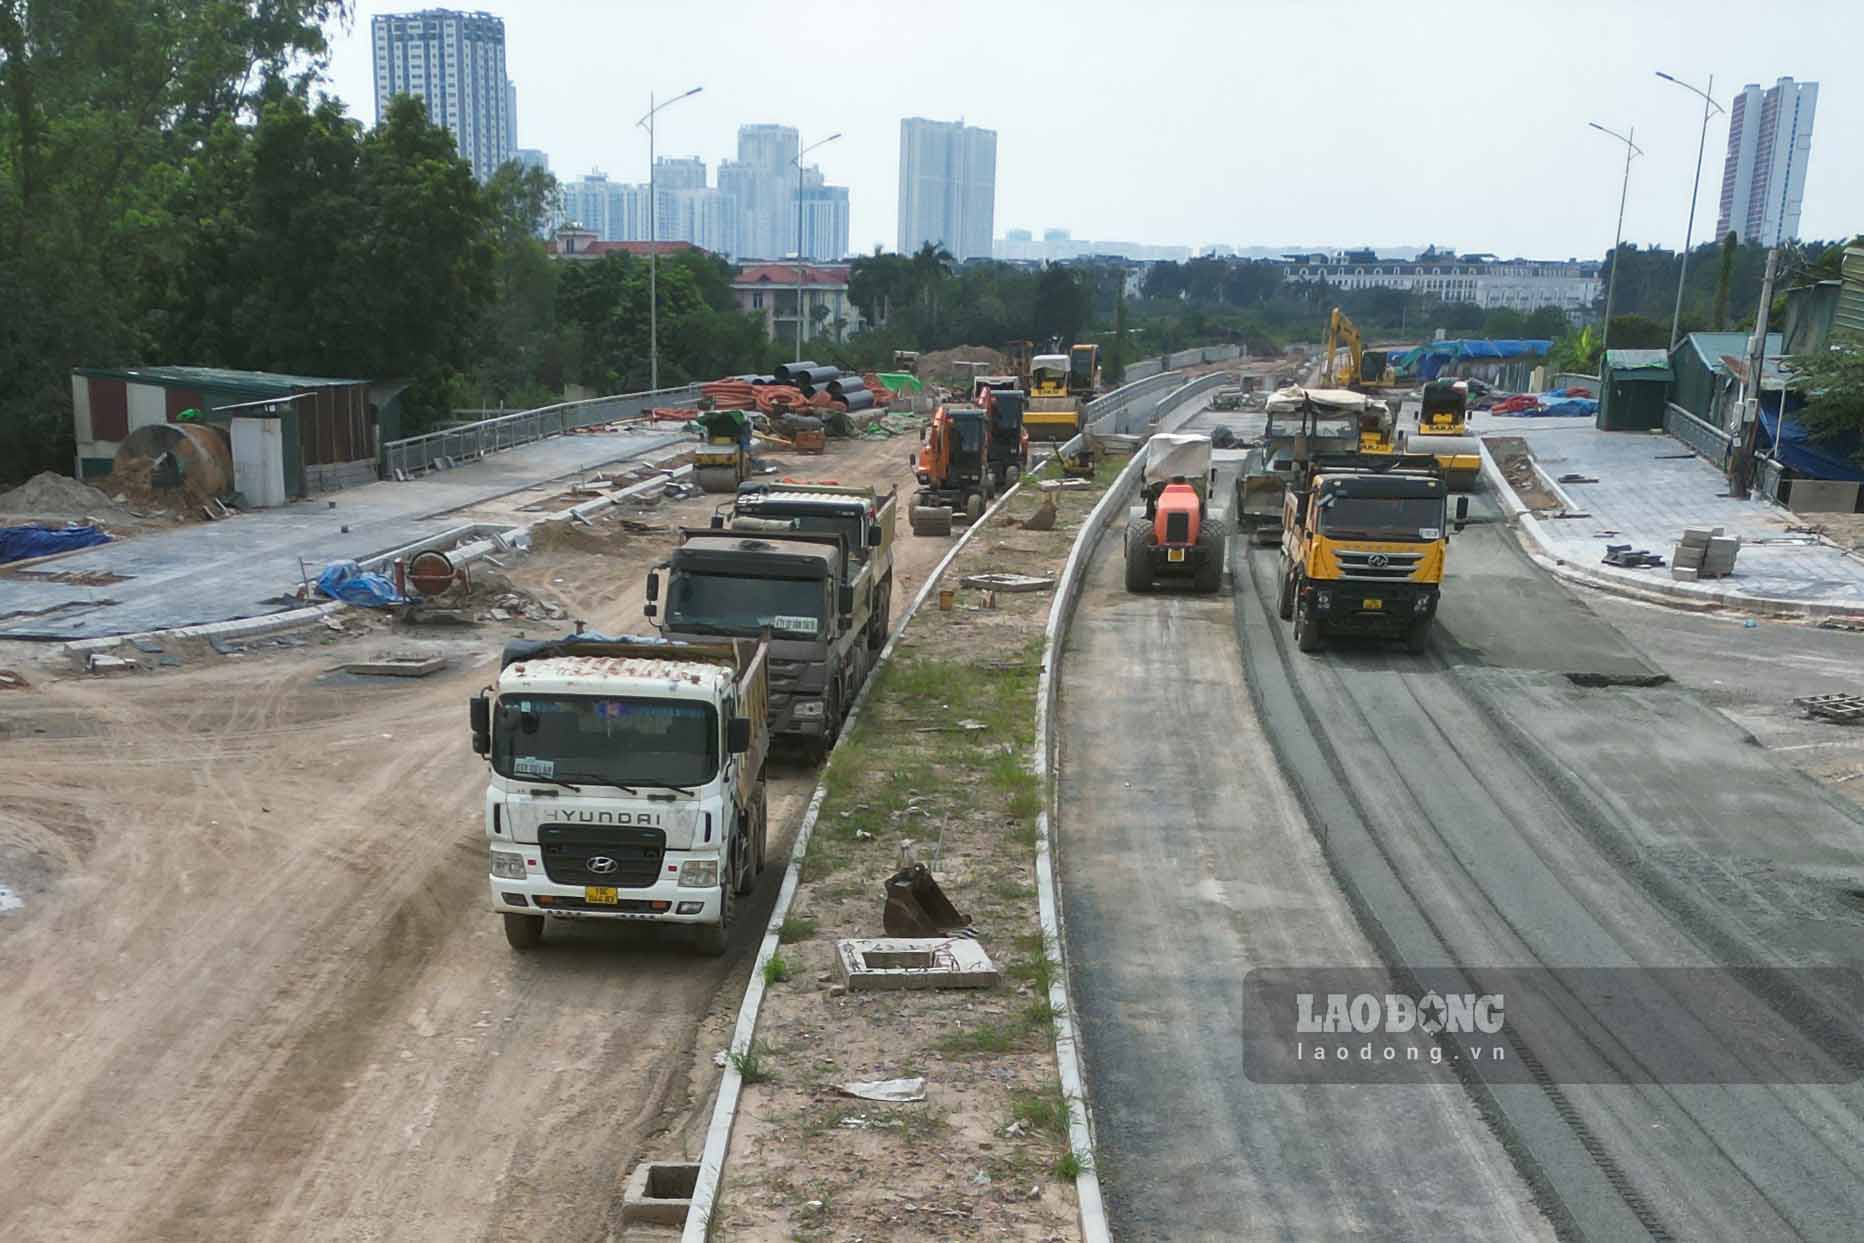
[1276,453,1468,654]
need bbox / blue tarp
[0,523,112,565]
[316,559,409,607]
[1757,401,1864,483]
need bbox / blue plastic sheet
[316,559,408,607]
[1757,402,1864,483]
[0,523,112,565]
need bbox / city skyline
[369,9,513,182]
[898,118,996,261]
[323,2,1858,259]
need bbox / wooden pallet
[1792,693,1864,724]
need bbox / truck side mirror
[867,526,882,547]
[1455,496,1470,522]
[645,571,660,602]
[838,585,856,616]
[727,716,752,755]
[469,694,490,756]
[710,514,724,529]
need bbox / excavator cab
[910,405,993,536]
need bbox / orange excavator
[909,403,994,536]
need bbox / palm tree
[911,242,955,331]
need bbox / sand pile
[915,345,1012,386]
[0,471,129,520]
[107,458,217,519]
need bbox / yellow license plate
[585,886,619,904]
[1168,548,1186,563]
[1363,599,1383,610]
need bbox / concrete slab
[0,428,683,640]
[621,1161,698,1227]
[833,937,998,991]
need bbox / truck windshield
[1266,413,1356,442]
[1318,495,1446,541]
[493,696,717,787]
[955,419,985,452]
[668,572,826,638]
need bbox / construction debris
[86,653,137,674]
[833,937,999,992]
[0,670,29,690]
[1792,693,1864,724]
[344,653,448,678]
[1602,544,1665,568]
[837,1077,928,1104]
[958,572,1056,593]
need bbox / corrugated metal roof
[1679,333,1782,373]
[72,365,368,395]
[1837,247,1864,336]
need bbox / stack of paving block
[1672,525,1741,581]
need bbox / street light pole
[1656,71,1723,351]
[793,132,842,362]
[1588,121,1643,359]
[636,85,702,392]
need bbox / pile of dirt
[438,567,567,623]
[916,345,1012,387]
[105,457,218,520]
[526,513,669,557]
[0,471,130,521]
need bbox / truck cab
[1277,453,1468,653]
[649,531,865,758]
[471,635,768,955]
[717,482,898,653]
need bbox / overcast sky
[320,0,1857,260]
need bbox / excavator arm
[1323,307,1364,388]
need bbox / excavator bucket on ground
[882,862,971,937]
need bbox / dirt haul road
[0,432,942,1242]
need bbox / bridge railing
[382,382,703,478]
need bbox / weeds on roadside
[730,1040,776,1084]
[762,952,791,986]
[778,914,817,943]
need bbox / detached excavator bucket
[882,863,971,937]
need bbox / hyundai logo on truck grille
[1368,553,1390,568]
[586,856,619,875]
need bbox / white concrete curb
[58,456,695,655]
[1477,439,1864,622]
[679,468,1043,1243]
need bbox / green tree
[1713,231,1738,330]
[1033,266,1090,345]
[1105,290,1127,384]
[1790,345,1864,459]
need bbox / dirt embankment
[0,430,950,1243]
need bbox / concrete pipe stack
[828,375,875,411]
[790,365,840,396]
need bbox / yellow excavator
[1322,307,1403,393]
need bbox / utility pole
[1588,122,1643,360]
[1656,72,1722,351]
[636,86,703,392]
[793,132,842,362]
[1729,247,1779,500]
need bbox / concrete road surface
[0,427,683,640]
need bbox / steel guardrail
[382,383,703,478]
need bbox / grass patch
[936,1020,1028,1057]
[777,913,817,943]
[1010,1084,1072,1142]
[1055,1149,1085,1181]
[762,952,791,986]
[730,1040,777,1084]
[1006,932,1055,992]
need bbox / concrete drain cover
[344,654,448,677]
[834,937,999,991]
[622,1161,700,1226]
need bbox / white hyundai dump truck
[470,633,769,955]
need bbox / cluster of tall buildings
[371,10,516,182]
[555,127,849,261]
[897,118,996,262]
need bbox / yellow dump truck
[1275,452,1469,654]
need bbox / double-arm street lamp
[1655,71,1723,351]
[637,85,703,392]
[792,132,842,362]
[1588,121,1644,357]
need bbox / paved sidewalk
[1477,415,1864,617]
[0,426,684,640]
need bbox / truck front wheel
[503,913,545,950]
[695,874,733,957]
[1405,616,1433,654]
[1277,564,1295,619]
[1295,591,1325,653]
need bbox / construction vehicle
[909,403,995,536]
[1024,352,1081,443]
[1321,307,1404,394]
[892,350,920,374]
[1124,432,1227,593]
[1004,339,1035,390]
[1237,387,1381,545]
[694,408,754,493]
[1275,451,1470,654]
[471,633,769,955]
[1069,343,1101,401]
[648,529,867,760]
[978,383,1030,489]
[1399,379,1481,492]
[713,481,897,655]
